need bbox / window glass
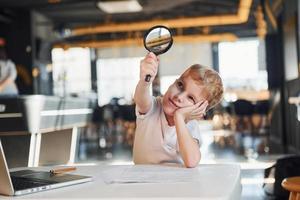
[97,57,141,106]
[160,75,179,94]
[52,47,91,96]
[218,38,268,91]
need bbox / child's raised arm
[134,52,159,114]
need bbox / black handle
[145,74,151,82]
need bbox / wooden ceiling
[0,0,276,47]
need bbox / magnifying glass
[143,25,173,82]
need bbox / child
[133,52,223,168]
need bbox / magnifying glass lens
[144,26,173,55]
[143,25,173,82]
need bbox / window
[97,57,141,106]
[160,75,178,94]
[52,48,91,96]
[218,38,268,90]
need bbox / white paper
[101,165,201,184]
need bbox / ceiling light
[97,0,142,14]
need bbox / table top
[3,164,241,200]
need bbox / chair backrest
[254,100,270,115]
[233,99,254,116]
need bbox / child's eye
[176,80,184,89]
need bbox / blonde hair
[180,64,224,110]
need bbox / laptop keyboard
[11,177,50,190]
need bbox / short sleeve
[186,120,202,146]
[135,96,158,120]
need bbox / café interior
[0,0,300,199]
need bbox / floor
[76,128,285,200]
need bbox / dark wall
[31,11,55,95]
[265,18,287,153]
[0,10,56,95]
[0,10,34,94]
[266,0,300,153]
[282,0,300,153]
[266,33,284,89]
[285,78,300,153]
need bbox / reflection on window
[52,48,91,96]
[97,57,141,106]
[218,38,268,90]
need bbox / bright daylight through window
[218,38,268,91]
[97,57,141,106]
[52,47,91,96]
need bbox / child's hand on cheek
[174,101,208,122]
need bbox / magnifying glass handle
[145,51,157,82]
[145,74,151,82]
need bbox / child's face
[162,76,209,116]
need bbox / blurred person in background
[0,38,18,95]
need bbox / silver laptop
[0,140,92,196]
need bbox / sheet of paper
[101,165,201,184]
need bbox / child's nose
[174,92,185,103]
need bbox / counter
[0,95,94,167]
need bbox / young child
[133,52,223,168]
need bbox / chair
[253,100,270,133]
[282,176,300,200]
[232,99,255,156]
[232,99,255,134]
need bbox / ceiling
[0,0,272,47]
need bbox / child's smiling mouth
[169,98,179,108]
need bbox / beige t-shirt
[133,96,201,165]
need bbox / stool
[282,176,300,200]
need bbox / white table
[3,164,241,200]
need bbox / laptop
[0,141,92,196]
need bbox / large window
[97,57,141,106]
[160,75,178,94]
[52,48,91,96]
[218,38,268,91]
